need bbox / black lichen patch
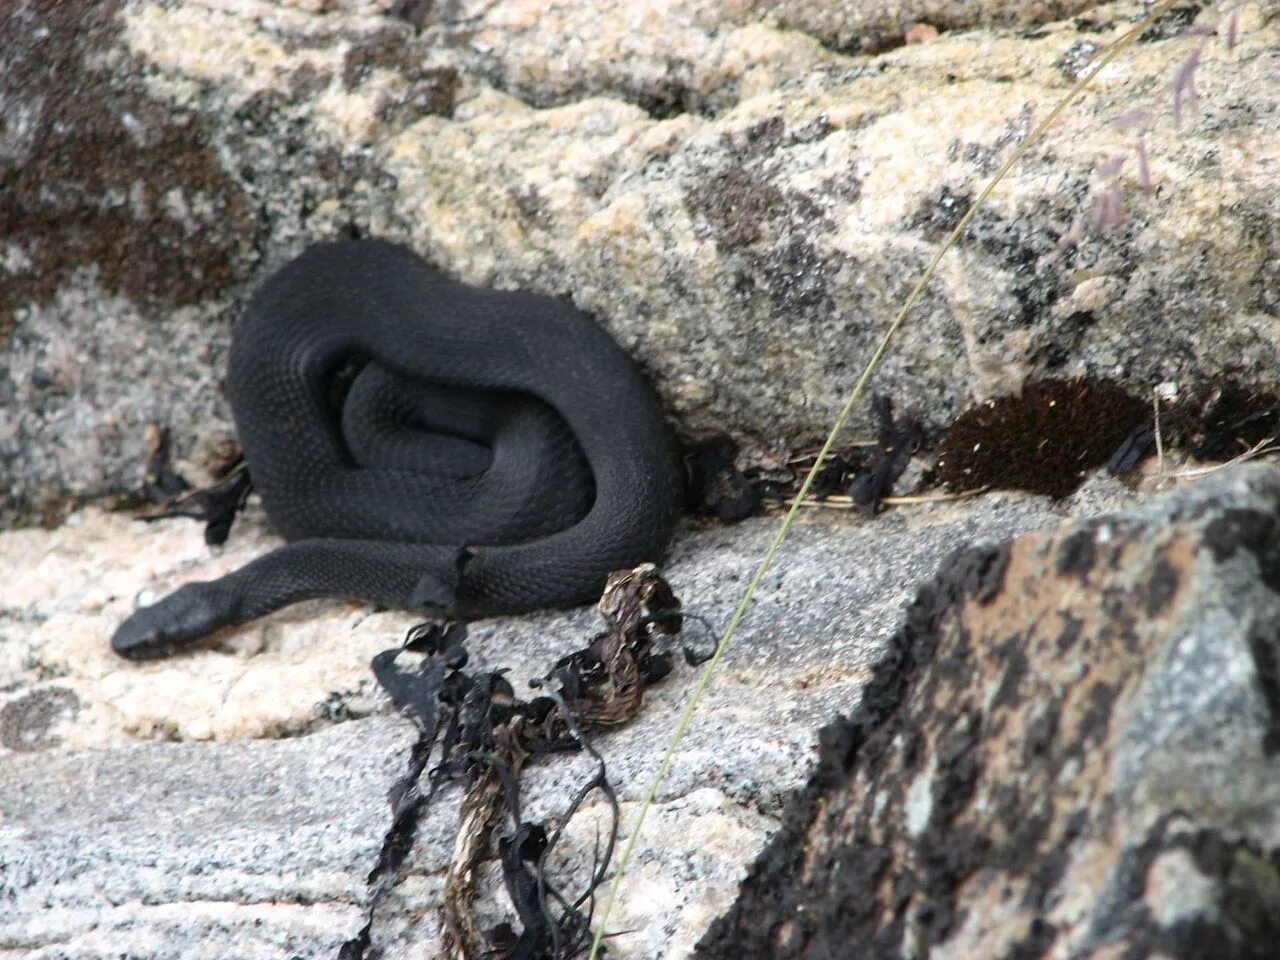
[1245,624,1280,756]
[687,166,787,248]
[1138,3,1205,42]
[911,185,973,241]
[1057,39,1102,80]
[685,117,849,324]
[1202,509,1280,594]
[464,41,708,119]
[0,687,80,752]
[910,189,1064,328]
[684,116,833,254]
[342,28,420,88]
[1039,310,1098,371]
[1144,555,1182,617]
[1056,528,1097,578]
[1073,14,1117,33]
[0,0,255,337]
[936,378,1148,498]
[752,234,839,313]
[378,65,459,124]
[388,0,437,31]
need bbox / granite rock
[698,462,1280,960]
[2,477,1126,957]
[2,0,1278,954]
[3,0,1277,523]
[1,717,413,960]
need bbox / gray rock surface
[2,477,1129,958]
[2,0,1277,955]
[699,462,1280,960]
[3,0,1277,523]
[1,718,413,960]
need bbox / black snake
[112,239,682,659]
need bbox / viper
[111,239,682,659]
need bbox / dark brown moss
[341,26,459,122]
[377,66,460,125]
[0,0,254,338]
[936,377,1149,498]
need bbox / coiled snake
[112,239,682,659]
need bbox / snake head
[406,546,478,614]
[111,582,237,660]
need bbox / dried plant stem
[587,2,1187,955]
[881,489,991,506]
[1162,438,1280,480]
[780,488,989,510]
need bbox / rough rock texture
[769,1,1102,54]
[0,718,413,960]
[698,462,1280,960]
[4,0,1279,954]
[3,0,1277,523]
[1,479,1129,958]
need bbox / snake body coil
[112,239,682,659]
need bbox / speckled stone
[699,462,1280,960]
[3,478,1119,958]
[3,0,1277,523]
[3,0,1279,954]
[0,717,414,960]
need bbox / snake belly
[112,239,683,659]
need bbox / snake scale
[112,239,682,659]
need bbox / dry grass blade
[1162,438,1280,480]
[781,489,990,510]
